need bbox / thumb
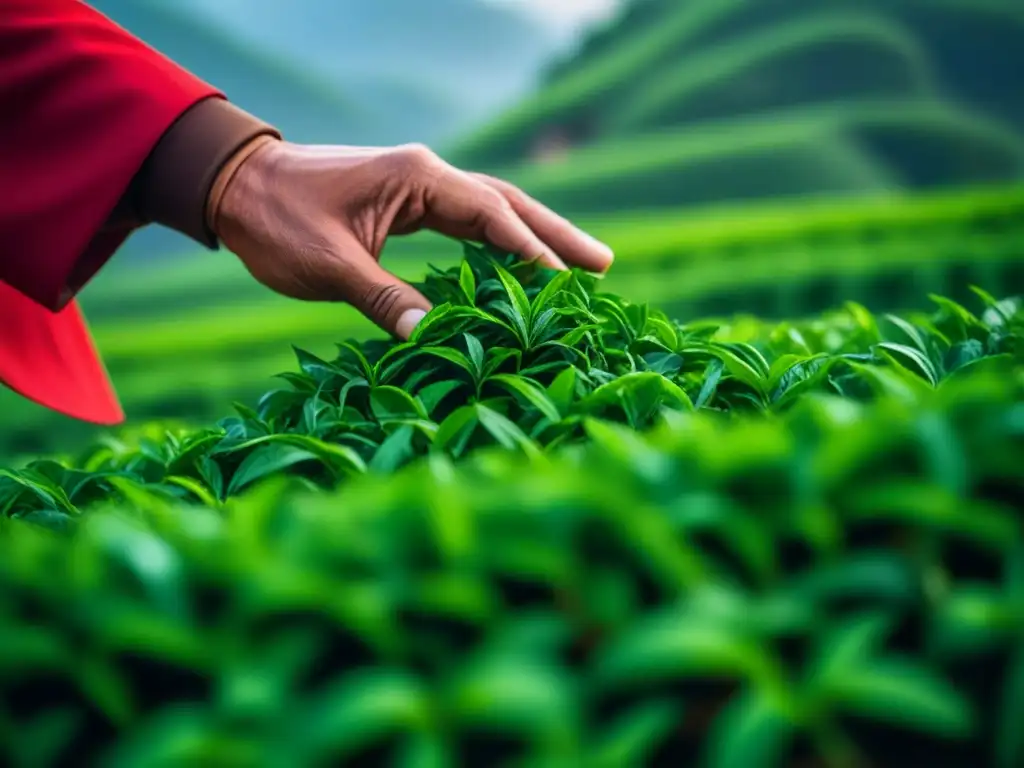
[344,258,433,340]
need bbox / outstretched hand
[207,138,615,339]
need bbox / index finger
[473,174,615,274]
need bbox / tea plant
[2,245,1020,523]
[0,370,1021,767]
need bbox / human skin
[208,137,615,340]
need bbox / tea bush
[6,183,1020,464]
[1,245,1021,767]
[1,373,1022,766]
[2,245,1020,519]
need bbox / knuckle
[488,174,525,201]
[361,281,405,322]
[479,187,512,216]
[473,189,514,238]
[396,143,438,171]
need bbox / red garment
[0,0,219,424]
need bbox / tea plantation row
[1,246,1022,767]
[5,182,1023,463]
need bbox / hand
[207,138,615,339]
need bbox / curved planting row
[592,182,1024,318]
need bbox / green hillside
[494,102,1024,214]
[453,0,1024,194]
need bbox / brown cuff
[126,96,281,248]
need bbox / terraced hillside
[93,0,555,148]
[453,0,1024,200]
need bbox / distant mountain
[173,0,560,144]
[90,0,377,144]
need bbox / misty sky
[488,0,623,34]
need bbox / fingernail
[396,308,428,340]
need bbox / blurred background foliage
[3,0,1023,460]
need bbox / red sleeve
[0,0,222,427]
[0,0,220,310]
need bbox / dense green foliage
[4,183,1020,464]
[0,247,1021,765]
[3,245,1020,517]
[5,7,1020,759]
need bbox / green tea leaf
[164,476,220,507]
[703,688,794,768]
[291,670,431,758]
[704,344,768,395]
[547,366,579,413]
[820,658,975,738]
[589,699,681,768]
[371,386,428,423]
[370,426,418,474]
[875,342,939,386]
[219,435,365,480]
[417,380,464,416]
[493,262,532,342]
[226,445,320,496]
[643,352,683,376]
[458,260,476,305]
[447,656,576,740]
[488,374,562,423]
[474,404,542,458]
[596,611,779,689]
[696,358,725,409]
[883,315,930,354]
[294,346,339,381]
[433,406,479,457]
[530,269,573,318]
[807,612,895,684]
[464,333,485,378]
[411,346,476,381]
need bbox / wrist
[128,98,279,248]
[205,133,280,239]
